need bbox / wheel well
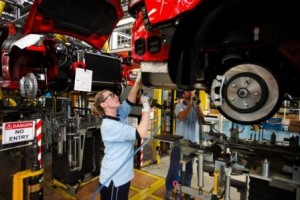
[192,0,300,48]
[167,8,201,90]
[168,0,300,90]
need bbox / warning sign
[2,121,35,144]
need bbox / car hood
[22,0,123,49]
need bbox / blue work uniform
[175,101,199,143]
[165,101,200,192]
[99,99,139,188]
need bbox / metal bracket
[211,75,226,106]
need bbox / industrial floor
[43,168,166,200]
[42,151,170,200]
[42,151,244,200]
[43,163,165,200]
[42,150,168,200]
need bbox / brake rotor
[20,73,38,99]
[216,63,281,124]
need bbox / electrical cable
[89,112,165,200]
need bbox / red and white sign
[2,121,35,144]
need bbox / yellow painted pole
[200,90,209,114]
[212,170,220,195]
[153,88,162,135]
[0,1,6,17]
[153,88,162,163]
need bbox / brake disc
[20,73,38,99]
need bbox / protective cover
[84,52,122,87]
[22,0,123,49]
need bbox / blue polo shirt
[174,102,199,143]
[99,99,139,187]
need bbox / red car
[128,0,300,124]
[0,0,125,98]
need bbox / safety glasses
[102,93,116,102]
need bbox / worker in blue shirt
[165,90,205,200]
[91,71,150,200]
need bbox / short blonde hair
[91,89,110,117]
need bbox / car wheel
[211,63,282,124]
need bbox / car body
[0,0,125,98]
[128,0,300,124]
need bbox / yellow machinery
[0,1,5,17]
[13,169,44,200]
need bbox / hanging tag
[74,68,93,92]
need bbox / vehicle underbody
[129,0,300,124]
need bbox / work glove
[192,95,200,106]
[141,94,150,112]
[191,95,197,105]
[136,69,142,83]
[192,95,198,103]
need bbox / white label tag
[74,68,93,92]
[13,34,44,49]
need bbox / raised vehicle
[0,0,126,99]
[128,0,300,124]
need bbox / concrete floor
[41,150,247,200]
[42,151,167,200]
[43,169,166,200]
[142,154,247,200]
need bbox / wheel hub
[237,88,249,98]
[20,73,38,99]
[224,72,268,113]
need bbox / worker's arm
[127,70,141,104]
[137,111,149,138]
[193,104,206,123]
[177,103,193,120]
[137,94,150,138]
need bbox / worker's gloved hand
[136,69,142,83]
[191,95,199,106]
[192,95,198,103]
[141,94,150,112]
